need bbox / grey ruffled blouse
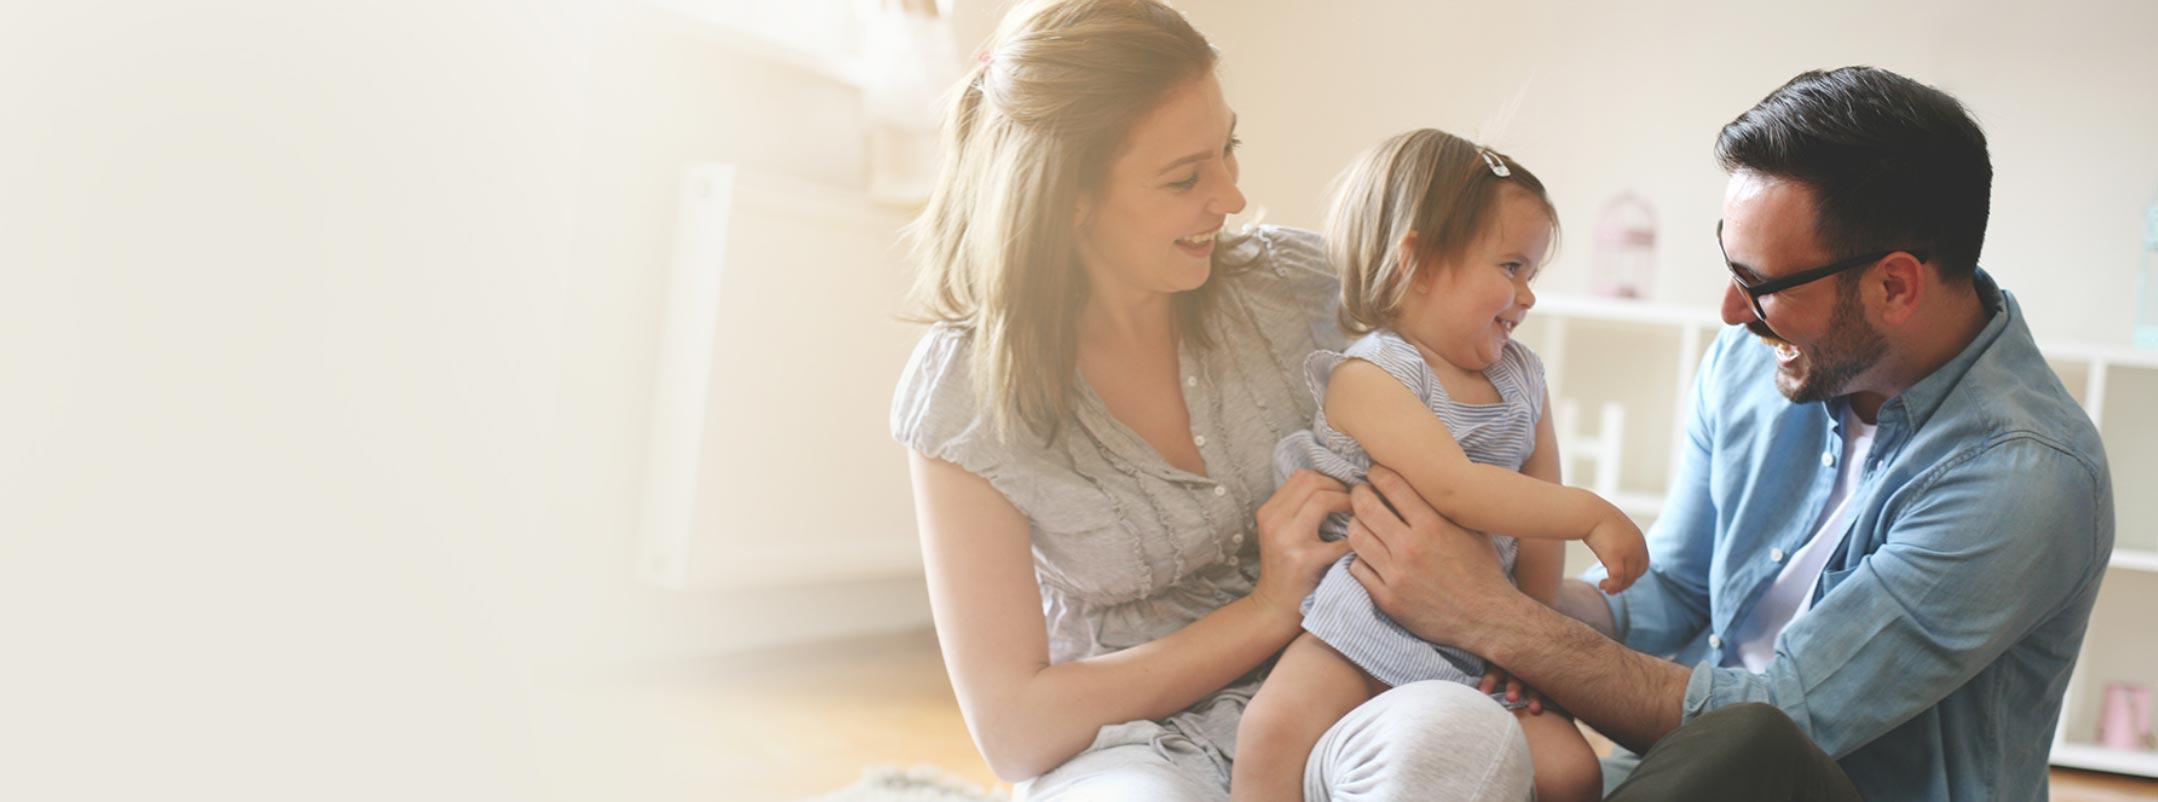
[889,226,1345,770]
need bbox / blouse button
[1213,486,1228,497]
[1194,435,1207,447]
[1232,532,1246,545]
[1186,376,1198,387]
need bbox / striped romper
[1272,328,1546,693]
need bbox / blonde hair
[1326,129,1558,336]
[906,0,1238,442]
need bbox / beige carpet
[794,765,1007,802]
[692,629,2152,802]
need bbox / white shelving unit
[1528,295,1723,504]
[2040,339,2158,779]
[1515,294,2158,779]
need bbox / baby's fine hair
[1325,128,1558,336]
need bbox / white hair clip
[1479,149,1511,178]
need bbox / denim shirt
[1585,272,2113,801]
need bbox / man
[1340,66,2113,800]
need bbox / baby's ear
[1399,231,1429,292]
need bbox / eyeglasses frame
[1716,220,1930,327]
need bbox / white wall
[5,2,609,799]
[1176,0,2158,346]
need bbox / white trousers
[1019,681,1532,802]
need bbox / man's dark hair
[1716,66,1992,283]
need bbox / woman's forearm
[913,450,1344,781]
[973,593,1304,779]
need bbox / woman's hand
[1248,469,1354,621]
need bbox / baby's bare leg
[1516,708,1602,802]
[1232,633,1383,802]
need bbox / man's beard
[1750,280,1886,404]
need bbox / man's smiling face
[1717,171,1888,404]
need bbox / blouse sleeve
[1245,225,1346,352]
[889,325,1006,482]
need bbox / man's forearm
[1479,591,1690,754]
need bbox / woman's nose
[1211,176,1247,217]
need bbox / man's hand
[1342,464,1529,654]
[1347,466,1692,754]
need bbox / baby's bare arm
[1326,361,1616,542]
[1513,388,1568,604]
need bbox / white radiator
[638,164,926,591]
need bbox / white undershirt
[1726,409,1879,673]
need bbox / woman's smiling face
[1076,72,1247,299]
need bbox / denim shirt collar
[1850,268,2010,435]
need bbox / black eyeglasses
[1716,221,1928,326]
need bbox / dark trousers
[1604,703,1862,802]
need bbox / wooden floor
[665,628,2155,801]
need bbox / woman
[890,1,1532,798]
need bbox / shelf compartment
[2053,569,2158,777]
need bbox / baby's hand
[1479,665,1547,715]
[1585,513,1648,594]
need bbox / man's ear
[1874,251,1927,327]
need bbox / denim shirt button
[1771,548,1787,562]
[1709,634,1724,649]
[1821,450,1836,468]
